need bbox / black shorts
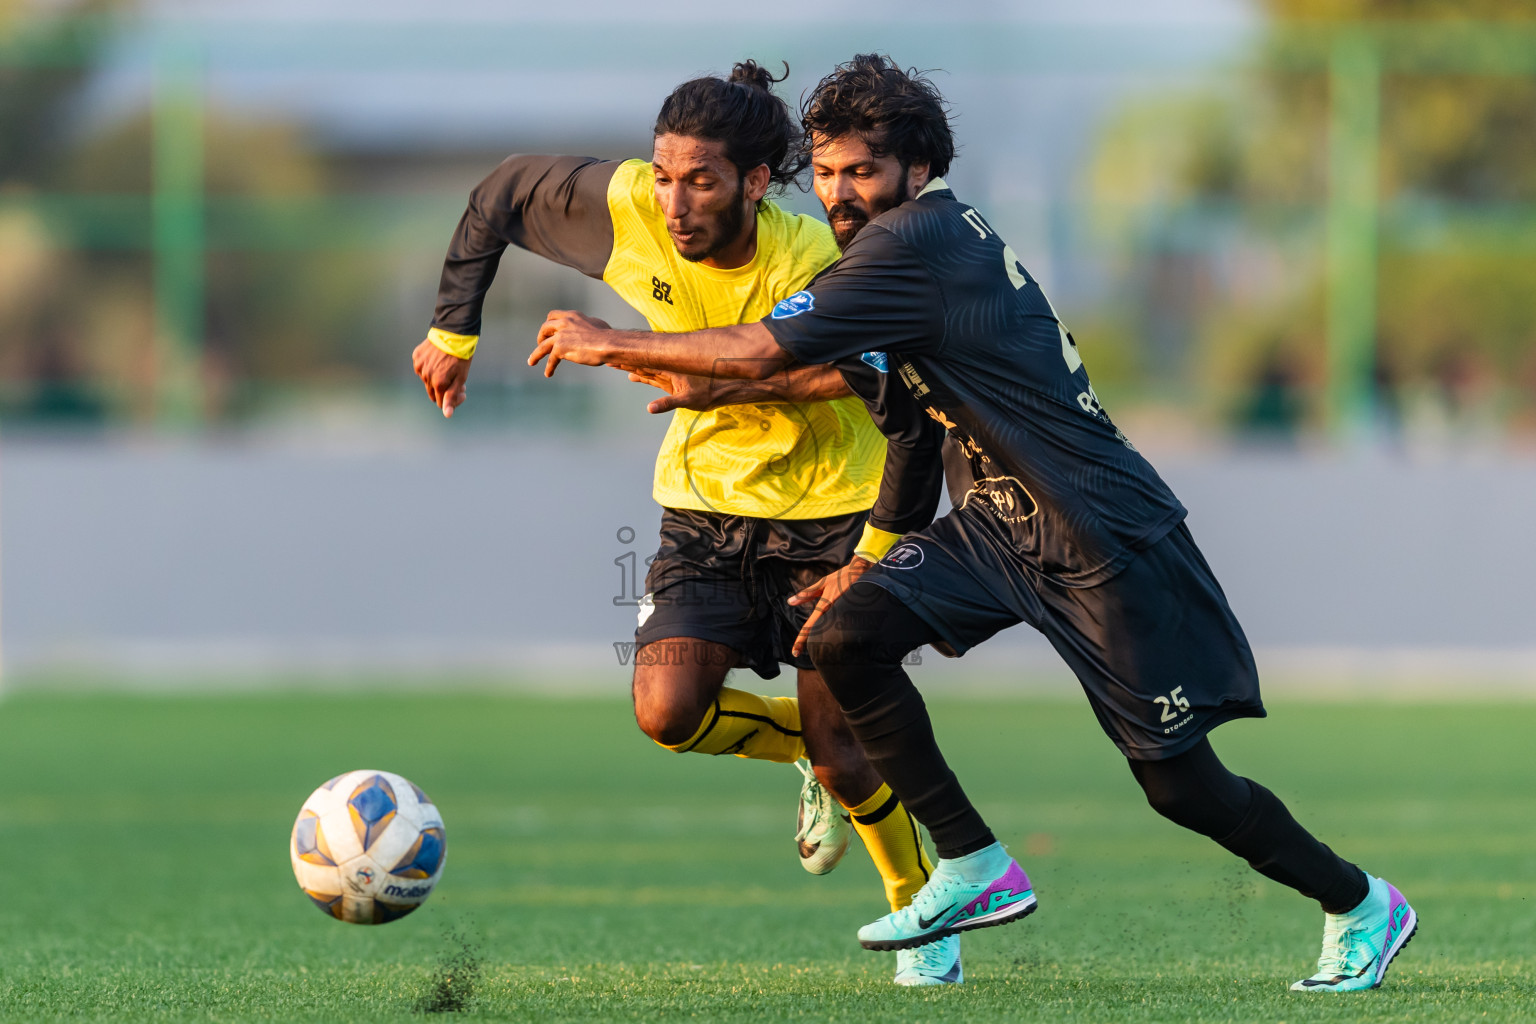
[862,506,1265,759]
[637,507,866,679]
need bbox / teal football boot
[858,852,1035,951]
[894,935,963,986]
[1291,874,1418,992]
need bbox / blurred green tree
[0,0,119,186]
[1088,0,1536,438]
[1,1,390,425]
[60,112,388,421]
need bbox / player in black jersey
[529,54,1418,994]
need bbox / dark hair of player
[800,54,954,179]
[652,60,806,196]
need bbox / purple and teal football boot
[1291,875,1418,992]
[858,853,1036,951]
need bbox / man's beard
[677,181,749,263]
[825,203,869,248]
[826,176,908,248]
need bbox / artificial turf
[0,689,1531,1022]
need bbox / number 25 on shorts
[1153,686,1190,723]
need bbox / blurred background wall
[2,0,1534,689]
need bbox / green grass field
[0,690,1531,1022]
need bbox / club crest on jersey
[959,476,1040,526]
[861,351,888,373]
[771,290,815,319]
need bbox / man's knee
[631,649,727,748]
[1130,750,1253,839]
[1139,778,1196,825]
[633,695,706,748]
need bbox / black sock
[810,584,996,858]
[1130,739,1369,914]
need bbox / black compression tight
[1129,740,1369,914]
[812,582,1370,914]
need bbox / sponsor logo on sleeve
[898,361,930,398]
[882,543,925,569]
[770,290,815,319]
[860,351,888,373]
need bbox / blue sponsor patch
[860,351,888,373]
[770,290,815,319]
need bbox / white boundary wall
[4,436,1535,693]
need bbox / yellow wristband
[853,524,902,563]
[427,327,478,360]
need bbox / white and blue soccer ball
[290,769,446,925]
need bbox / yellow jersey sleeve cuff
[853,524,902,564]
[427,327,478,360]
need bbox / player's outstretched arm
[529,311,792,380]
[417,156,618,416]
[432,156,616,337]
[839,355,947,539]
[784,374,946,658]
[617,363,851,413]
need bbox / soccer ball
[290,769,446,924]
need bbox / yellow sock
[847,784,935,911]
[659,686,805,763]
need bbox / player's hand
[412,339,470,418]
[616,365,716,413]
[788,557,875,659]
[528,310,614,377]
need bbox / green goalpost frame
[1324,31,1381,439]
[151,34,204,426]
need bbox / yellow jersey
[429,154,887,521]
[602,159,884,519]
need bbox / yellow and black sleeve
[430,155,620,349]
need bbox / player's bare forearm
[733,363,851,404]
[529,312,791,380]
[626,363,849,413]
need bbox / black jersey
[762,180,1187,586]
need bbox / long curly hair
[800,54,955,178]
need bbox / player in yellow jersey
[411,62,957,985]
